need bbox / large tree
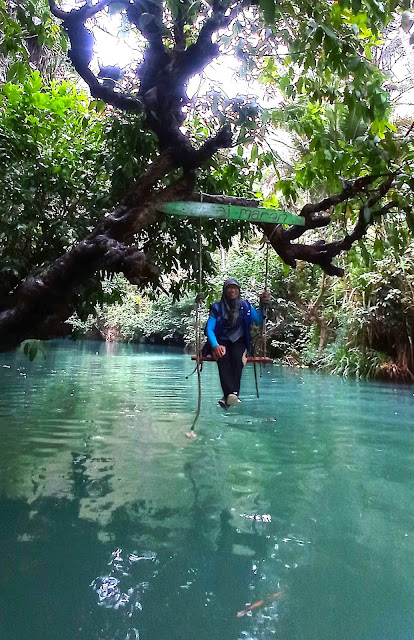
[0,0,413,350]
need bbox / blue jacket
[206,299,263,352]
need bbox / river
[0,340,413,640]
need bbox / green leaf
[401,11,414,32]
[281,259,290,276]
[321,24,338,40]
[28,344,37,361]
[21,339,46,361]
[347,56,361,71]
[352,0,362,14]
[1,82,21,104]
[363,207,371,224]
[251,143,259,162]
[6,61,27,83]
[359,241,371,266]
[259,0,275,25]
[261,110,270,124]
[373,238,383,254]
[405,210,414,234]
[90,99,107,112]
[231,154,245,166]
[385,121,397,133]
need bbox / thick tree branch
[0,238,158,350]
[280,175,382,244]
[186,175,397,277]
[262,173,397,276]
[48,0,244,166]
[49,0,142,111]
[325,174,398,254]
[0,155,196,350]
[49,0,110,21]
[172,12,186,52]
[300,174,378,221]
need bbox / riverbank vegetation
[1,0,413,381]
[69,225,414,381]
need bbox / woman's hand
[212,345,226,360]
[260,290,271,305]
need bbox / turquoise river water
[0,340,414,640]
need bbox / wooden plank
[159,202,305,226]
[191,356,273,363]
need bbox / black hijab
[221,278,242,328]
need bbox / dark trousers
[217,338,247,398]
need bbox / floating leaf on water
[129,551,156,563]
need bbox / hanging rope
[254,239,271,396]
[253,239,271,398]
[186,202,203,438]
[263,241,269,360]
[253,360,260,398]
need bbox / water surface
[1,340,413,640]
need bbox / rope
[258,240,271,382]
[263,241,269,360]
[253,362,260,398]
[187,204,203,435]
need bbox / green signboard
[159,201,305,226]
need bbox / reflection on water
[1,340,414,640]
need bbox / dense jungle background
[1,0,414,381]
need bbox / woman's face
[225,285,240,300]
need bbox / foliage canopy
[0,0,413,350]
